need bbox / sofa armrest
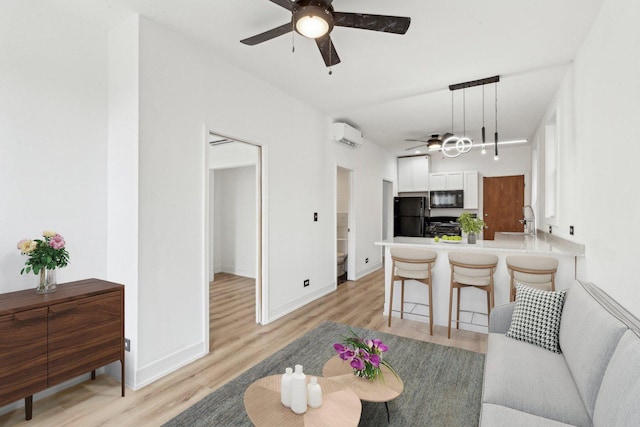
[489,302,515,334]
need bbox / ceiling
[47,0,604,156]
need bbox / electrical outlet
[124,338,131,352]
[304,279,310,287]
[313,212,318,222]
[365,258,369,264]
[570,225,574,235]
[548,225,552,234]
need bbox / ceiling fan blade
[333,12,411,34]
[269,0,296,11]
[240,22,292,46]
[316,35,341,67]
[405,139,429,142]
[405,144,427,151]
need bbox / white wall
[213,166,256,278]
[337,167,350,213]
[0,0,108,292]
[532,0,640,317]
[132,17,395,386]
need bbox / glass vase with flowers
[17,230,70,294]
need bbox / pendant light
[494,82,499,160]
[481,85,486,155]
[446,75,501,159]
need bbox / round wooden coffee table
[322,355,403,421]
[244,375,361,427]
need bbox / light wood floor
[0,269,487,426]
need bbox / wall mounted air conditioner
[331,122,363,148]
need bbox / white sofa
[481,280,640,426]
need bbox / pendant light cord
[482,85,486,143]
[463,89,466,137]
[451,91,454,134]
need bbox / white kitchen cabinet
[397,156,429,192]
[429,171,463,191]
[463,170,479,209]
[447,172,464,190]
[429,173,446,191]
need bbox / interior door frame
[205,128,267,348]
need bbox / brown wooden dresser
[0,278,125,420]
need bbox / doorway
[336,166,354,282]
[482,175,525,240]
[207,131,264,337]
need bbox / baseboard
[353,262,382,280]
[218,266,256,279]
[267,283,335,324]
[134,340,207,390]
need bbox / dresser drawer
[0,308,48,406]
[47,291,123,387]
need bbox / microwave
[430,190,464,208]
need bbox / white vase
[307,376,322,409]
[290,364,307,414]
[280,367,293,407]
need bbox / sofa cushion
[506,283,566,353]
[483,333,590,426]
[489,302,516,334]
[593,330,640,426]
[559,282,627,419]
[481,403,577,427]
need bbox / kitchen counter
[377,231,585,257]
[375,232,584,334]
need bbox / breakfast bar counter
[375,232,584,333]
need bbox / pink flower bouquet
[17,230,70,274]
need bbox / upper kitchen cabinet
[429,171,464,191]
[463,171,479,209]
[398,156,429,192]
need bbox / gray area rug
[164,322,485,427]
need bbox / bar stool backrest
[506,255,559,299]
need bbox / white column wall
[107,15,140,386]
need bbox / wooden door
[482,175,525,240]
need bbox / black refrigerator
[394,197,428,237]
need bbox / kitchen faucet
[520,205,536,235]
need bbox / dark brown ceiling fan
[405,133,453,151]
[240,0,411,67]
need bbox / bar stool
[447,251,498,339]
[506,255,559,301]
[388,247,438,335]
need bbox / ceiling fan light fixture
[294,6,334,39]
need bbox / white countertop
[375,231,584,257]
